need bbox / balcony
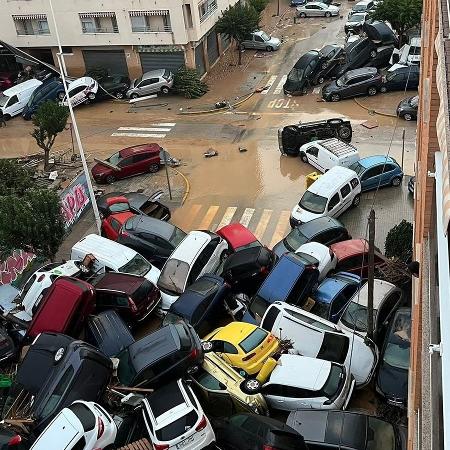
[129,10,172,33]
[79,12,119,34]
[13,14,50,35]
[81,25,119,34]
[199,0,218,23]
[131,25,172,33]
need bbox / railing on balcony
[81,25,119,33]
[199,1,218,23]
[131,25,172,33]
[15,28,50,35]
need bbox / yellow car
[202,322,280,376]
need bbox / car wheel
[317,76,325,85]
[325,11,331,17]
[299,12,307,17]
[331,93,340,102]
[87,92,96,101]
[57,91,65,100]
[404,113,413,121]
[300,152,308,163]
[220,250,229,262]
[161,86,170,94]
[149,163,160,173]
[380,86,387,93]
[115,91,124,99]
[105,175,116,184]
[240,378,262,395]
[367,86,377,96]
[391,176,402,187]
[201,341,214,352]
[352,193,361,207]
[370,49,377,58]
[130,93,139,99]
[266,45,274,52]
[3,114,11,121]
[338,125,352,140]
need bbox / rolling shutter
[139,52,185,73]
[195,42,206,75]
[207,30,219,65]
[82,50,127,76]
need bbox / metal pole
[48,0,102,233]
[163,149,173,200]
[401,128,405,171]
[277,0,281,16]
[367,209,375,341]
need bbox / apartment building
[0,0,240,79]
[409,0,450,446]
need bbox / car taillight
[128,297,138,313]
[263,445,277,450]
[190,348,199,359]
[260,266,269,275]
[37,274,45,282]
[97,417,104,439]
[8,435,22,446]
[242,352,256,361]
[195,415,207,431]
[267,333,274,342]
[120,229,129,238]
[153,444,169,450]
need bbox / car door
[6,94,22,116]
[104,216,122,240]
[326,192,342,218]
[339,183,353,210]
[361,165,383,190]
[306,145,320,169]
[376,291,402,341]
[117,156,135,178]
[351,74,371,96]
[200,237,222,274]
[253,34,265,50]
[131,153,151,174]
[381,163,398,186]
[139,78,159,95]
[389,72,406,91]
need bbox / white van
[0,79,42,119]
[389,37,421,70]
[71,234,160,285]
[290,166,361,227]
[299,138,360,173]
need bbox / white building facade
[0,0,241,78]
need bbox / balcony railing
[131,25,172,33]
[15,28,50,35]
[199,3,218,22]
[82,25,119,33]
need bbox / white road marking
[151,123,176,127]
[273,75,287,95]
[261,75,278,95]
[111,132,166,138]
[118,127,172,132]
[216,207,238,229]
[239,208,255,227]
[254,209,273,240]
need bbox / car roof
[330,238,369,260]
[295,51,320,66]
[128,215,175,238]
[298,216,344,238]
[3,78,42,96]
[223,246,269,271]
[308,166,357,196]
[142,69,165,79]
[313,272,360,304]
[350,279,398,308]
[344,67,378,77]
[409,37,421,46]
[359,155,396,168]
[91,272,146,294]
[169,231,211,263]
[120,143,161,158]
[145,379,187,421]
[256,253,305,302]
[210,322,261,344]
[217,223,258,249]
[269,354,331,390]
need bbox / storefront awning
[78,12,115,18]
[129,10,169,16]
[12,14,47,20]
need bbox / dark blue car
[291,0,307,5]
[163,274,230,338]
[349,156,404,192]
[310,272,362,323]
[22,78,66,120]
[243,252,319,324]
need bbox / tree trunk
[238,41,242,65]
[43,148,50,172]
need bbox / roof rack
[319,138,357,156]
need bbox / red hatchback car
[216,223,261,252]
[330,238,387,277]
[91,144,162,184]
[100,196,135,240]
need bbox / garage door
[139,52,185,73]
[207,30,219,65]
[195,42,205,76]
[82,50,128,76]
[221,34,231,51]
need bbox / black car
[397,95,418,121]
[283,51,321,95]
[376,307,411,408]
[278,118,352,156]
[9,332,112,434]
[117,215,186,269]
[273,216,350,256]
[22,78,66,120]
[221,246,277,296]
[287,410,406,450]
[97,190,171,222]
[344,12,368,34]
[163,274,230,338]
[313,45,346,85]
[363,20,398,47]
[97,75,130,99]
[116,321,203,388]
[364,45,395,69]
[213,414,308,450]
[322,67,383,102]
[381,65,420,92]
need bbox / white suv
[30,400,116,450]
[157,230,228,310]
[141,378,215,450]
[260,302,378,387]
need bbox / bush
[384,220,413,263]
[173,67,208,99]
[249,0,270,13]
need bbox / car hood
[268,37,281,46]
[377,361,408,402]
[322,81,339,93]
[283,76,307,92]
[91,162,113,176]
[397,98,411,110]
[291,205,321,224]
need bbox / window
[81,18,96,32]
[118,157,133,168]
[239,328,268,353]
[261,306,280,331]
[306,146,319,157]
[299,191,327,214]
[72,437,87,450]
[350,177,359,188]
[8,95,18,106]
[327,193,340,211]
[199,0,217,21]
[255,35,264,42]
[339,255,365,271]
[198,238,219,266]
[156,411,198,441]
[262,384,284,396]
[361,166,382,180]
[133,153,149,163]
[330,293,351,319]
[110,218,122,233]
[382,164,396,173]
[195,370,226,391]
[37,19,49,34]
[40,366,74,418]
[141,78,158,87]
[130,15,148,32]
[340,184,351,198]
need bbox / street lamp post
[48,0,102,234]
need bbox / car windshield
[169,227,187,247]
[351,13,366,21]
[385,71,397,81]
[162,69,171,80]
[239,327,268,353]
[156,410,198,441]
[119,254,151,277]
[287,68,305,82]
[383,312,411,370]
[299,191,327,214]
[349,161,366,176]
[284,228,308,251]
[0,94,9,107]
[107,151,123,166]
[409,45,421,55]
[340,300,369,332]
[366,417,396,450]
[108,202,129,213]
[320,363,343,398]
[336,74,349,87]
[249,295,270,321]
[260,31,270,41]
[117,348,136,385]
[134,76,143,86]
[158,259,190,295]
[353,4,366,11]
[296,252,320,266]
[409,95,419,107]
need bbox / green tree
[216,3,261,65]
[173,67,208,98]
[370,0,422,45]
[0,159,32,196]
[0,189,65,262]
[384,219,413,263]
[249,0,269,13]
[31,100,70,171]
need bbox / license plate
[176,435,195,449]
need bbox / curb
[171,167,190,205]
[353,98,397,118]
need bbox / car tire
[300,152,308,163]
[404,113,413,121]
[391,176,402,187]
[115,91,124,99]
[367,86,377,96]
[57,91,65,100]
[240,379,262,394]
[130,93,139,99]
[317,76,325,84]
[380,86,387,93]
[3,114,11,121]
[299,12,307,17]
[338,125,352,140]
[87,92,96,101]
[161,86,170,94]
[370,49,377,58]
[325,11,331,17]
[201,341,214,352]
[149,163,160,173]
[352,194,361,207]
[105,175,116,184]
[266,46,273,52]
[220,250,229,262]
[331,93,340,102]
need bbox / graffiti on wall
[0,250,36,285]
[60,172,91,229]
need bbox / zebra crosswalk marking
[197,205,220,230]
[269,211,291,248]
[261,75,278,95]
[216,207,238,230]
[239,208,255,227]
[182,204,202,229]
[254,209,273,241]
[273,75,287,95]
